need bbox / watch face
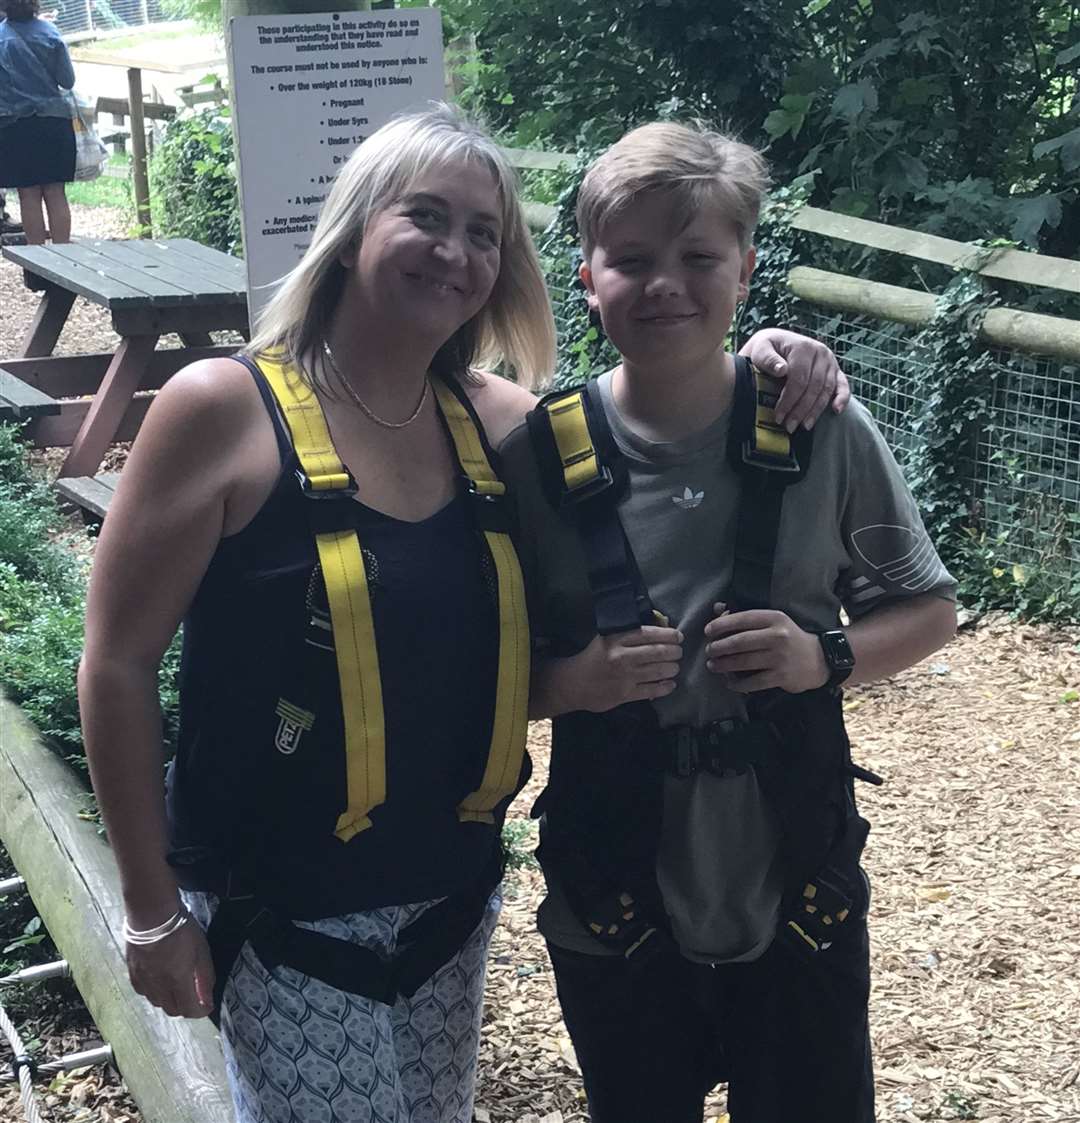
[822,630,856,669]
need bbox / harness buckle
[295,467,359,498]
[560,465,615,508]
[674,727,697,777]
[741,440,802,473]
[464,478,509,533]
[784,868,856,955]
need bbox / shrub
[0,426,180,773]
[151,108,243,257]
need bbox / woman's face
[342,157,503,350]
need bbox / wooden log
[787,266,1080,362]
[788,266,936,326]
[791,205,1080,296]
[502,147,576,172]
[981,307,1080,364]
[0,690,232,1123]
[523,201,557,233]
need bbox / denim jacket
[0,17,76,121]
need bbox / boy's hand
[704,604,827,694]
[739,329,850,432]
[550,625,684,714]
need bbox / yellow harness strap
[258,356,385,842]
[543,390,606,494]
[743,367,798,469]
[430,379,530,824]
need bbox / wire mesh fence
[53,0,181,38]
[791,305,1080,583]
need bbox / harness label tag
[274,699,316,755]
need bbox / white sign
[228,9,445,323]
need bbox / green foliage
[65,159,135,217]
[500,817,538,874]
[151,108,243,257]
[0,426,181,776]
[450,0,1080,258]
[902,275,1000,549]
[533,148,619,389]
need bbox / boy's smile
[580,190,755,378]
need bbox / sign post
[227,9,445,324]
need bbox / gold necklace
[321,339,430,430]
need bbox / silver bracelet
[122,906,190,946]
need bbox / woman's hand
[704,604,827,694]
[531,625,684,717]
[739,329,850,431]
[126,917,216,1020]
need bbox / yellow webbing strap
[543,391,605,493]
[748,367,794,464]
[431,379,530,823]
[257,356,385,843]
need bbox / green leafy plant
[501,817,538,873]
[151,107,242,257]
[0,427,181,777]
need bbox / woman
[0,0,75,244]
[80,105,846,1123]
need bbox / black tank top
[166,361,519,917]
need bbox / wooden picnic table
[1,237,248,485]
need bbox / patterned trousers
[184,890,500,1123]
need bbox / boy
[498,122,957,1122]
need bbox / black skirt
[0,114,76,189]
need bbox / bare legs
[16,183,71,245]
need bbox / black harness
[528,359,880,963]
[200,852,502,1019]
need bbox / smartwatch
[818,629,855,689]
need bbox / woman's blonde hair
[248,103,555,390]
[577,121,770,257]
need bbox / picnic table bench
[2,238,249,508]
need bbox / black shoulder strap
[726,357,813,611]
[526,381,654,635]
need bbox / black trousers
[548,916,875,1123]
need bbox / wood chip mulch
[477,617,1080,1123]
[3,206,1079,1123]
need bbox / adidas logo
[672,486,705,510]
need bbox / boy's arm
[706,398,957,692]
[740,329,850,431]
[703,596,956,694]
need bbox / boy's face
[580,190,755,374]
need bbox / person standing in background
[0,0,75,244]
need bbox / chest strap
[430,378,530,824]
[527,379,654,635]
[726,361,812,610]
[257,357,529,840]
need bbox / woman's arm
[50,34,75,91]
[79,360,261,1018]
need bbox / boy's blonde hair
[249,103,555,390]
[576,121,770,257]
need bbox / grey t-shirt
[499,369,956,963]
